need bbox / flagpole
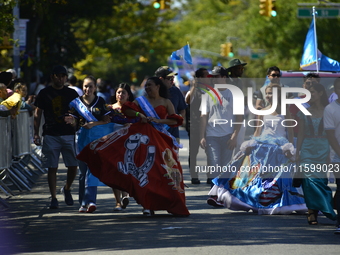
[312,6,319,73]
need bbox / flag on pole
[300,18,317,70]
[170,43,193,65]
[319,53,340,71]
[300,18,340,71]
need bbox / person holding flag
[77,76,189,216]
[69,75,115,213]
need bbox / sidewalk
[0,127,339,255]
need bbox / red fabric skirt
[77,122,190,216]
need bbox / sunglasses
[270,74,281,77]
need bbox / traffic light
[220,42,233,57]
[259,0,270,17]
[271,0,277,17]
[259,0,276,17]
[130,72,138,83]
[226,42,234,57]
[220,43,227,57]
[152,0,161,9]
[152,0,170,10]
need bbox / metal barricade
[0,110,43,196]
[12,110,31,157]
[0,116,11,169]
[0,116,13,196]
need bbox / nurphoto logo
[200,84,312,128]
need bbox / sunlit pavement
[0,127,339,255]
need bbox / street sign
[298,8,340,18]
[251,52,267,60]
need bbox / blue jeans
[78,160,97,206]
[205,134,233,179]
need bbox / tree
[171,0,340,77]
[1,0,179,88]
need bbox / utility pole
[13,0,20,77]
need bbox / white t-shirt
[200,89,234,137]
[324,100,340,162]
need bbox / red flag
[77,123,190,216]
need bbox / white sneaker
[86,203,96,213]
[79,206,87,213]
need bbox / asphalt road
[0,127,339,255]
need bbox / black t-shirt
[34,85,79,136]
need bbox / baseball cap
[209,66,228,77]
[155,66,178,78]
[52,65,67,75]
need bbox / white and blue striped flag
[170,43,193,65]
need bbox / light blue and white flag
[300,18,340,71]
[300,18,318,70]
[170,43,193,65]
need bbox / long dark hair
[309,81,329,107]
[84,75,96,86]
[147,76,168,98]
[110,83,135,104]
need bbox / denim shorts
[41,135,78,168]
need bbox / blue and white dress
[208,114,307,214]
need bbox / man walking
[200,66,242,190]
[34,65,79,209]
[227,58,247,90]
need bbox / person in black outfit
[33,65,79,209]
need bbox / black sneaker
[121,196,129,209]
[191,178,201,184]
[61,186,74,205]
[142,209,154,216]
[50,198,59,209]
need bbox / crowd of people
[0,60,339,234]
[186,62,339,234]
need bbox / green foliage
[1,0,179,86]
[0,0,16,42]
[72,1,179,84]
[172,0,340,77]
[2,0,340,85]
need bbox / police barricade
[0,116,11,169]
[9,110,35,191]
[0,111,43,196]
[12,110,31,157]
[0,116,13,196]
